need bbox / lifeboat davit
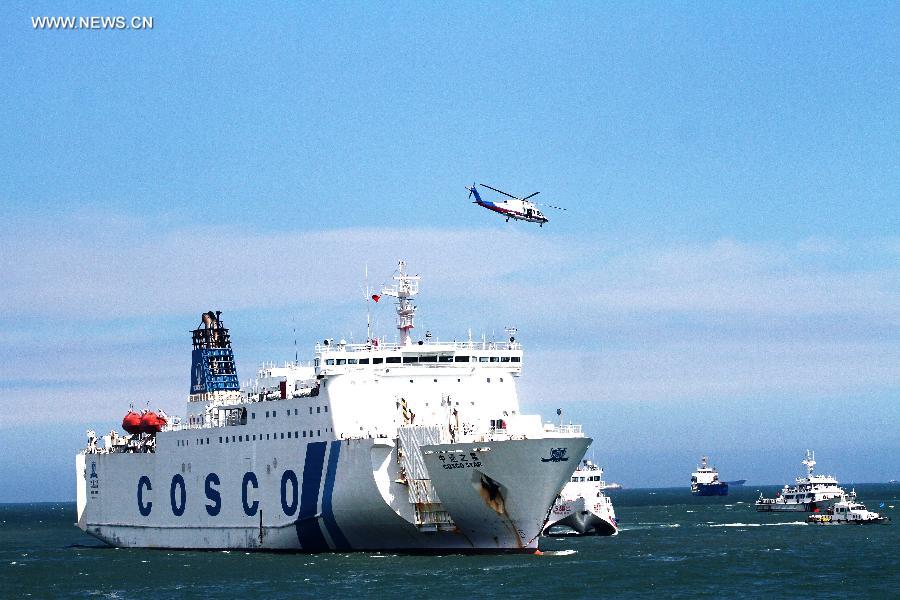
[122,411,142,435]
[139,411,167,434]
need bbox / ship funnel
[189,311,239,395]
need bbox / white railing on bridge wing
[315,340,522,353]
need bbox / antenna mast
[380,260,420,347]
[365,263,372,342]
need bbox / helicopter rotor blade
[543,204,567,211]
[479,183,519,200]
[522,191,541,201]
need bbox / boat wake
[543,549,578,556]
[704,521,807,528]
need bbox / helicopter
[467,183,565,226]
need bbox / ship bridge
[313,340,522,377]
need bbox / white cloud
[1,219,897,428]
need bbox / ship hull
[542,496,618,537]
[691,482,728,496]
[77,435,589,552]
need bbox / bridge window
[326,359,335,365]
[359,358,370,364]
[490,357,499,362]
[454,356,470,363]
[403,356,418,364]
[439,355,453,363]
[511,357,521,363]
[373,357,384,364]
[479,357,489,363]
[501,356,510,363]
[348,358,358,364]
[386,357,401,364]
[420,355,437,363]
[336,359,346,365]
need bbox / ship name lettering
[205,473,221,516]
[242,471,259,516]
[281,470,299,516]
[170,474,186,517]
[441,461,482,470]
[137,470,306,519]
[137,475,152,516]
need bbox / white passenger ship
[544,460,618,536]
[755,450,846,512]
[76,262,590,552]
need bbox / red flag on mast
[371,294,380,302]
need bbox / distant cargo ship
[691,456,728,496]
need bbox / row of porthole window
[176,428,333,447]
[406,377,504,384]
[323,355,522,366]
[252,406,329,420]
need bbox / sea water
[1,485,897,598]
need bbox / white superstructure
[756,450,846,512]
[544,459,618,536]
[76,261,590,552]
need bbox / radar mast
[380,260,420,347]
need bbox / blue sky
[1,2,898,500]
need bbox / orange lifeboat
[139,411,167,434]
[122,411,142,435]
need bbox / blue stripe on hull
[321,441,351,550]
[296,442,328,550]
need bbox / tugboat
[807,492,890,524]
[543,460,618,536]
[691,456,728,496]
[756,450,845,512]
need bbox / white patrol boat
[756,450,846,512]
[807,493,890,525]
[76,261,590,553]
[543,459,618,536]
